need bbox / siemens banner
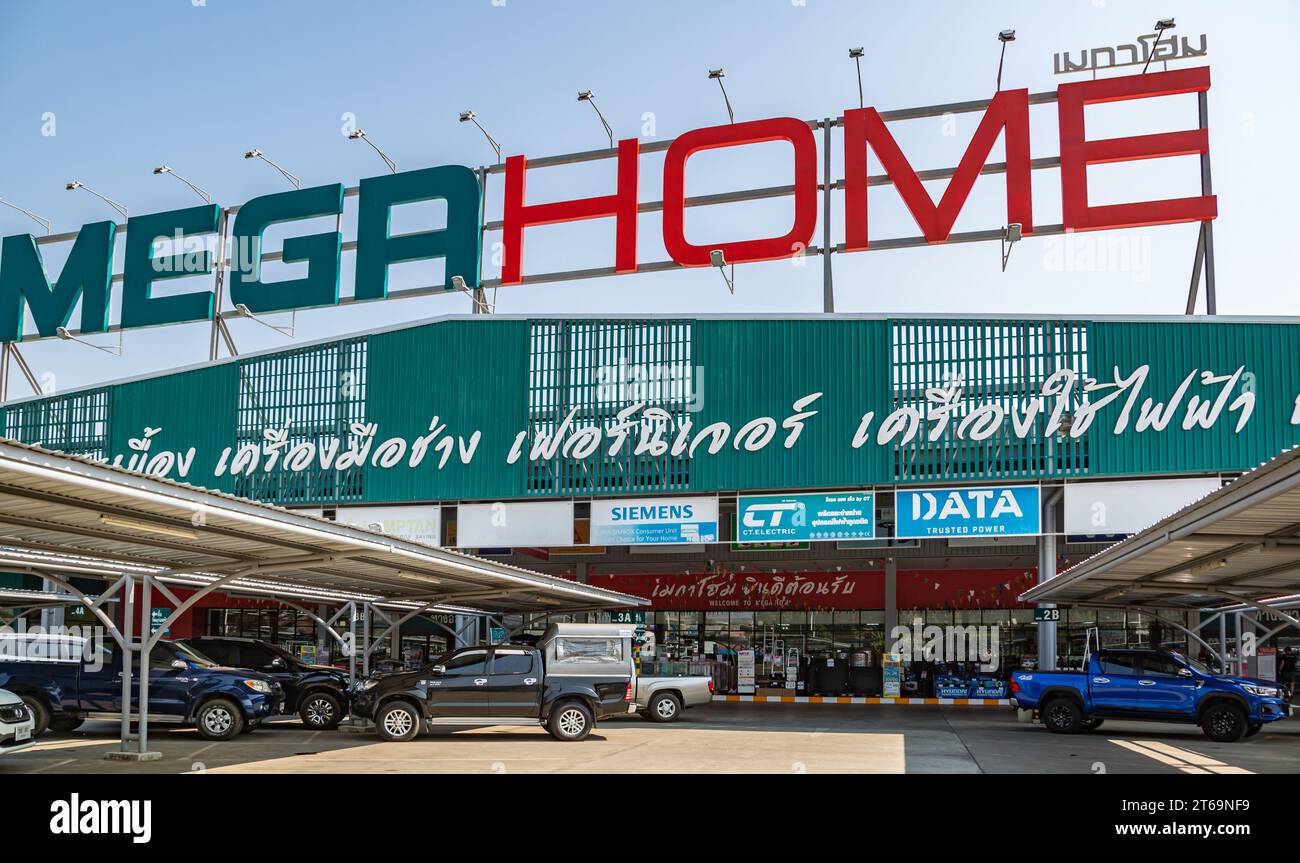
[896,485,1041,539]
[736,492,875,543]
[590,497,718,545]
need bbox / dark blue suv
[0,633,282,741]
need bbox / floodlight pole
[0,197,52,234]
[578,92,615,149]
[0,342,43,401]
[1142,23,1172,74]
[67,183,128,221]
[209,209,236,360]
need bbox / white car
[0,688,35,755]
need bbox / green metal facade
[3,316,1296,506]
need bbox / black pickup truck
[348,623,637,742]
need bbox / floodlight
[1144,18,1176,73]
[347,129,397,173]
[64,180,129,219]
[151,164,210,203]
[242,148,301,189]
[710,249,735,294]
[459,109,502,164]
[1001,223,1022,272]
[576,89,614,148]
[707,68,735,123]
[849,47,865,108]
[996,30,1016,91]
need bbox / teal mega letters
[121,204,221,329]
[0,221,116,341]
[354,165,482,300]
[229,184,345,314]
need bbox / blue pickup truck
[1011,647,1291,742]
[0,633,283,741]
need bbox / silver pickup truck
[633,674,714,721]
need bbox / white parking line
[1109,739,1254,774]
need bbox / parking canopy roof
[1022,447,1300,611]
[0,439,645,613]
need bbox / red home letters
[499,67,1214,283]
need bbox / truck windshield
[1177,653,1215,675]
[166,641,219,668]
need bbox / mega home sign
[0,68,1214,343]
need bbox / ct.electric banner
[736,492,875,543]
[895,485,1041,539]
[589,497,718,545]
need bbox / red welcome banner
[589,568,1037,611]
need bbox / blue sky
[0,0,1295,398]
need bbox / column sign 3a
[895,485,1041,539]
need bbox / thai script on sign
[1054,31,1207,75]
[91,362,1267,482]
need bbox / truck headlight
[242,679,273,694]
[1241,683,1281,698]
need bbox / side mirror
[1178,667,1194,678]
[269,657,287,670]
[431,664,446,676]
[170,659,187,671]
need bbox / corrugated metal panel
[526,319,693,497]
[691,319,892,492]
[890,318,1090,482]
[106,363,238,491]
[231,338,367,504]
[6,316,1300,502]
[1090,321,1300,476]
[3,386,111,460]
[364,319,531,502]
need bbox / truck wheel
[1201,703,1247,742]
[299,692,343,730]
[375,701,421,742]
[547,700,594,741]
[18,695,49,737]
[648,692,682,723]
[48,715,84,733]
[1080,717,1105,731]
[195,698,244,741]
[1041,698,1082,734]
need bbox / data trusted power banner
[895,485,1041,539]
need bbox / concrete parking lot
[4,704,1297,774]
